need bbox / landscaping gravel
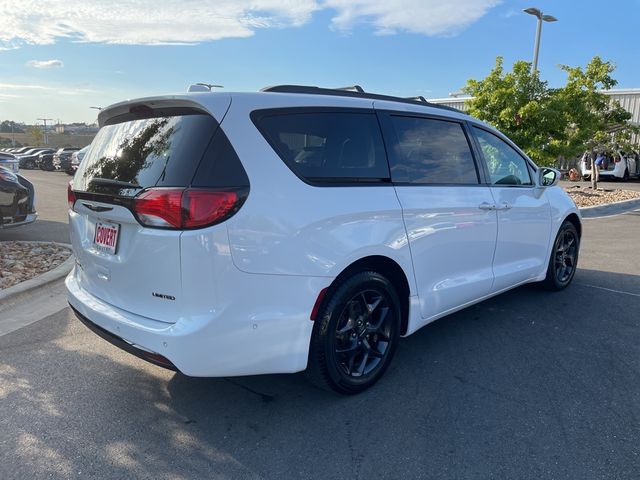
[0,241,72,290]
[564,186,640,208]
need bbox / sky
[1,0,639,124]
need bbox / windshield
[73,113,218,196]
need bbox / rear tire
[542,221,579,291]
[307,271,401,394]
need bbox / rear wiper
[89,178,143,189]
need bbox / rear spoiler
[98,94,231,127]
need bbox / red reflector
[143,352,176,368]
[310,287,329,321]
[134,188,243,229]
[67,181,76,210]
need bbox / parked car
[6,146,35,155]
[21,148,54,169]
[0,152,19,173]
[68,145,90,175]
[0,166,37,228]
[17,148,52,169]
[580,150,639,181]
[67,85,581,394]
[53,147,80,172]
[37,151,56,171]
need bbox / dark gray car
[0,166,37,228]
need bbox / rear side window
[253,110,389,183]
[385,116,479,184]
[74,113,220,195]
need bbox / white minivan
[67,85,581,394]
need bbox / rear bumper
[66,266,325,377]
[71,304,178,371]
[0,212,37,228]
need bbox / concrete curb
[579,198,640,218]
[0,241,74,305]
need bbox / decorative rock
[564,187,640,208]
[0,241,72,290]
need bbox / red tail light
[614,157,621,163]
[135,188,183,228]
[134,188,243,229]
[67,181,77,210]
[183,190,239,228]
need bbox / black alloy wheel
[308,271,401,394]
[543,220,579,290]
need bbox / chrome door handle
[495,202,512,211]
[478,202,496,211]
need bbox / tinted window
[386,116,478,184]
[255,111,389,182]
[192,128,249,188]
[473,127,532,185]
[74,114,219,195]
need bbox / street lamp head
[542,14,557,22]
[523,7,542,18]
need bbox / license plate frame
[94,221,120,255]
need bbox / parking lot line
[577,283,640,298]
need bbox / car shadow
[1,268,639,479]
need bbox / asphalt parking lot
[1,171,639,479]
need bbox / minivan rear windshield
[73,113,218,196]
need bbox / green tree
[0,120,25,133]
[463,56,636,180]
[554,56,635,188]
[27,125,43,145]
[463,57,565,166]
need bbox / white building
[430,88,640,145]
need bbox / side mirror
[538,167,560,187]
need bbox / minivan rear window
[74,114,218,195]
[253,110,389,184]
[386,116,479,185]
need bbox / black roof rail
[260,84,464,113]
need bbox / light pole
[523,7,557,74]
[89,106,103,126]
[37,118,53,145]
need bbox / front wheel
[542,221,580,291]
[307,271,401,394]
